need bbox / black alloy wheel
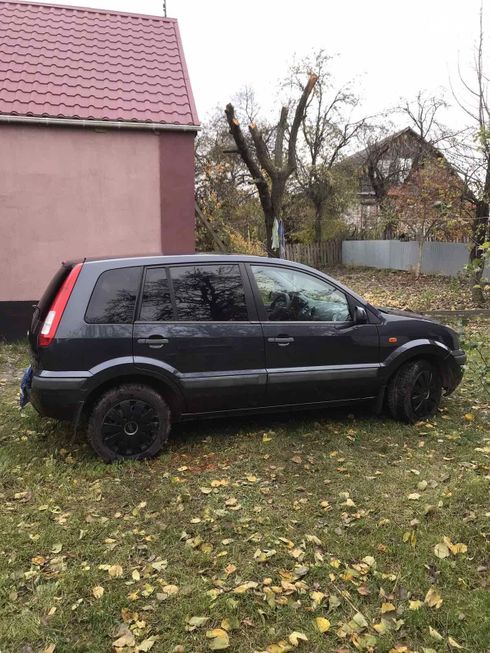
[101,399,160,457]
[88,384,170,462]
[410,368,439,419]
[387,359,443,423]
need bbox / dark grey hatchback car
[23,254,465,462]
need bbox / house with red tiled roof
[0,0,199,339]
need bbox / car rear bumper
[30,375,86,421]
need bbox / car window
[251,265,351,322]
[85,267,141,324]
[170,264,248,321]
[139,267,174,321]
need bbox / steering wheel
[270,291,291,313]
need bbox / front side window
[85,267,141,324]
[170,264,248,321]
[251,265,351,322]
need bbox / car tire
[87,383,170,462]
[387,359,442,423]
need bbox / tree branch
[274,106,289,168]
[287,73,318,174]
[225,103,273,219]
[249,121,276,177]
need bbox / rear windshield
[85,267,142,324]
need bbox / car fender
[83,356,186,411]
[380,339,451,381]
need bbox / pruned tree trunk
[225,74,318,255]
[470,197,489,305]
[415,239,424,278]
[314,204,322,243]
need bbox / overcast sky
[35,0,488,129]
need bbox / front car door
[247,263,381,407]
[133,262,266,414]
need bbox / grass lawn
[0,320,488,653]
[328,266,489,313]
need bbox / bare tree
[286,51,365,242]
[450,8,490,303]
[357,118,443,238]
[397,90,448,142]
[195,102,262,252]
[389,156,473,276]
[225,74,318,254]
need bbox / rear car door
[247,263,380,406]
[133,262,266,413]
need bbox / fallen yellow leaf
[267,642,293,653]
[448,636,463,649]
[137,636,158,652]
[112,630,136,648]
[206,628,230,650]
[429,626,444,641]
[314,616,331,633]
[233,581,258,593]
[92,586,104,599]
[449,541,468,555]
[408,493,421,500]
[289,631,308,646]
[373,620,388,634]
[381,602,396,613]
[186,616,209,631]
[434,541,450,559]
[425,587,443,609]
[108,564,123,578]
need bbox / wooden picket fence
[284,240,342,268]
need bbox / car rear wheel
[88,383,170,462]
[387,359,442,423]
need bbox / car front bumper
[444,349,466,396]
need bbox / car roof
[73,253,322,269]
[73,253,369,307]
[79,253,282,265]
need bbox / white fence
[342,240,489,278]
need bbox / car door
[247,263,380,406]
[133,262,266,413]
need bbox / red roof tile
[0,1,199,127]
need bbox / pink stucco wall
[160,131,196,254]
[0,124,195,301]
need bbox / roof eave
[0,114,200,132]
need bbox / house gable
[0,0,199,129]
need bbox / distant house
[0,1,199,339]
[342,127,473,237]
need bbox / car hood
[375,306,460,351]
[376,306,437,322]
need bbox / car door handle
[137,337,169,349]
[268,336,294,346]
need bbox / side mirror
[354,306,368,324]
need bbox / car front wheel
[87,383,170,462]
[387,359,442,423]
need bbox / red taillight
[38,263,83,347]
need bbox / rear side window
[85,267,141,324]
[138,263,249,322]
[139,267,174,321]
[172,264,248,321]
